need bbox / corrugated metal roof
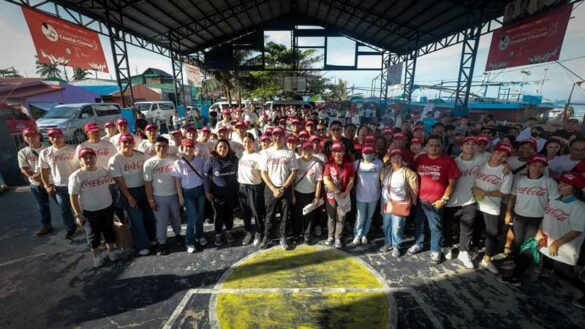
[54,0,508,56]
[77,85,120,95]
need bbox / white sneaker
[457,251,475,269]
[445,247,453,260]
[325,237,334,246]
[361,236,368,245]
[431,251,442,264]
[138,249,150,256]
[480,258,499,274]
[349,237,361,246]
[187,245,195,254]
[407,244,422,255]
[93,255,105,268]
[200,237,208,246]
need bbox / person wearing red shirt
[411,134,461,263]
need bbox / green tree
[35,56,61,79]
[72,68,89,81]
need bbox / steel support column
[403,50,417,105]
[105,0,133,107]
[169,33,185,106]
[454,25,481,113]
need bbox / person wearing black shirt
[323,121,356,161]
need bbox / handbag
[383,168,412,217]
[113,217,133,249]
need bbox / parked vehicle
[0,103,37,135]
[36,103,121,144]
[135,101,176,122]
[264,100,313,113]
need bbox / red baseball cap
[120,133,134,143]
[527,154,548,166]
[331,142,345,152]
[218,126,229,133]
[309,135,321,143]
[77,147,96,159]
[305,120,315,126]
[84,122,100,133]
[301,142,313,150]
[382,128,393,135]
[364,135,375,144]
[291,118,300,125]
[171,130,183,137]
[145,124,157,131]
[462,136,477,145]
[410,137,424,145]
[393,133,405,140]
[116,118,128,126]
[185,126,197,133]
[279,118,286,124]
[221,109,230,115]
[235,121,246,128]
[556,171,585,189]
[235,108,243,113]
[299,131,309,137]
[387,147,404,157]
[518,138,537,150]
[201,127,211,133]
[272,127,285,136]
[47,128,63,137]
[260,134,271,142]
[287,135,298,144]
[494,143,513,156]
[476,136,490,144]
[362,145,375,154]
[181,139,195,147]
[22,128,39,137]
[104,121,115,128]
[264,127,274,135]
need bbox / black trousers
[212,192,236,234]
[482,212,500,257]
[238,183,265,233]
[83,205,115,249]
[264,186,292,239]
[444,204,477,251]
[293,191,316,238]
[513,214,542,252]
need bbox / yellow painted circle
[215,246,390,329]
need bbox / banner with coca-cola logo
[22,6,109,73]
[485,3,572,71]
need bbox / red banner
[485,3,572,71]
[22,6,109,73]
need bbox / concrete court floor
[0,186,584,329]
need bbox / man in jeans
[18,128,53,235]
[411,134,460,263]
[259,127,299,250]
[39,128,79,239]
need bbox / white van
[135,101,176,122]
[264,100,313,113]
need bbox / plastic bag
[520,238,541,265]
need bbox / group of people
[17,104,585,308]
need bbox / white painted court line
[162,289,195,329]
[0,253,47,268]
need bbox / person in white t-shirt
[258,134,272,154]
[110,118,142,151]
[230,121,247,158]
[258,127,299,249]
[237,133,266,246]
[102,121,117,141]
[292,142,323,245]
[349,145,383,247]
[444,136,484,268]
[172,139,208,253]
[506,154,558,254]
[215,109,232,133]
[109,133,155,256]
[69,148,117,268]
[76,122,117,170]
[137,124,158,158]
[548,138,585,176]
[475,135,492,163]
[473,143,514,274]
[39,128,79,239]
[502,172,585,309]
[143,136,181,255]
[18,128,53,235]
[183,127,210,161]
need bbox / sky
[1,1,584,105]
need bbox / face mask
[363,154,375,162]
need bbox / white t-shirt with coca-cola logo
[474,162,513,215]
[295,156,324,194]
[542,198,585,265]
[18,145,49,186]
[110,133,142,151]
[68,168,112,211]
[238,152,263,185]
[447,155,483,207]
[143,156,178,196]
[108,151,147,188]
[230,140,246,158]
[38,145,79,187]
[137,140,157,158]
[512,176,559,218]
[76,139,117,170]
[259,147,299,187]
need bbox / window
[159,103,174,111]
[79,106,94,118]
[95,104,121,116]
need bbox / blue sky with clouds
[1,1,584,104]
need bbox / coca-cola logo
[460,166,480,177]
[478,173,502,186]
[152,163,173,174]
[239,159,258,168]
[267,156,291,166]
[81,175,109,188]
[48,152,74,162]
[517,185,546,197]
[96,148,111,157]
[124,159,145,172]
[544,205,569,221]
[418,165,442,180]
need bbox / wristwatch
[441,196,450,203]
